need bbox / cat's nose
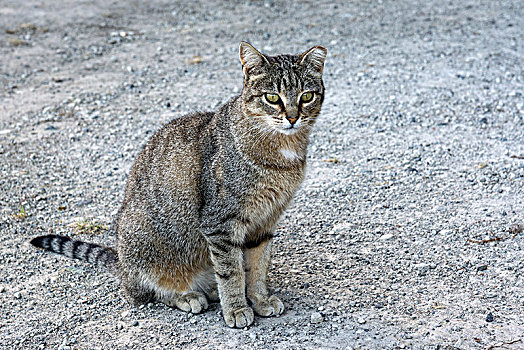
[286,116,298,125]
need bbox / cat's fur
[30,42,327,328]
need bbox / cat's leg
[120,273,155,306]
[189,266,219,302]
[204,286,220,302]
[204,231,254,328]
[245,236,284,317]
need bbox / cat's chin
[277,127,299,135]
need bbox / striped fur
[30,235,118,274]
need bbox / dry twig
[468,224,522,244]
[487,338,522,350]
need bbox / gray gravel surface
[1,0,523,349]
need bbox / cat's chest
[240,167,305,233]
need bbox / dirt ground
[1,0,523,349]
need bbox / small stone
[477,265,488,272]
[379,233,393,240]
[131,320,139,326]
[486,312,494,322]
[357,317,366,324]
[75,199,92,207]
[311,312,323,324]
[415,263,430,276]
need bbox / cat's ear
[239,41,268,74]
[299,46,327,77]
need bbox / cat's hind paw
[252,295,284,317]
[162,291,208,314]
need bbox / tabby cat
[30,42,327,328]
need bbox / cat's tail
[30,234,118,274]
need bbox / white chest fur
[280,149,300,161]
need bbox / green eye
[265,93,280,104]
[301,92,314,103]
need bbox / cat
[30,41,327,328]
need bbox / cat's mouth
[279,125,299,135]
[278,118,301,135]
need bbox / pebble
[311,312,323,324]
[486,312,494,322]
[357,318,366,324]
[75,199,93,207]
[477,265,488,272]
[379,233,394,240]
[415,263,430,276]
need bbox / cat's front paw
[252,295,284,317]
[223,306,254,328]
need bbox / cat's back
[145,111,215,159]
[122,111,217,209]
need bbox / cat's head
[239,42,327,136]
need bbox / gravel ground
[1,0,523,349]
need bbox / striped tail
[30,235,118,274]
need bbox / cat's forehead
[264,54,302,77]
[250,54,321,92]
[265,54,297,68]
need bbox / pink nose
[286,116,298,124]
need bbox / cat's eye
[300,92,314,103]
[265,93,280,104]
